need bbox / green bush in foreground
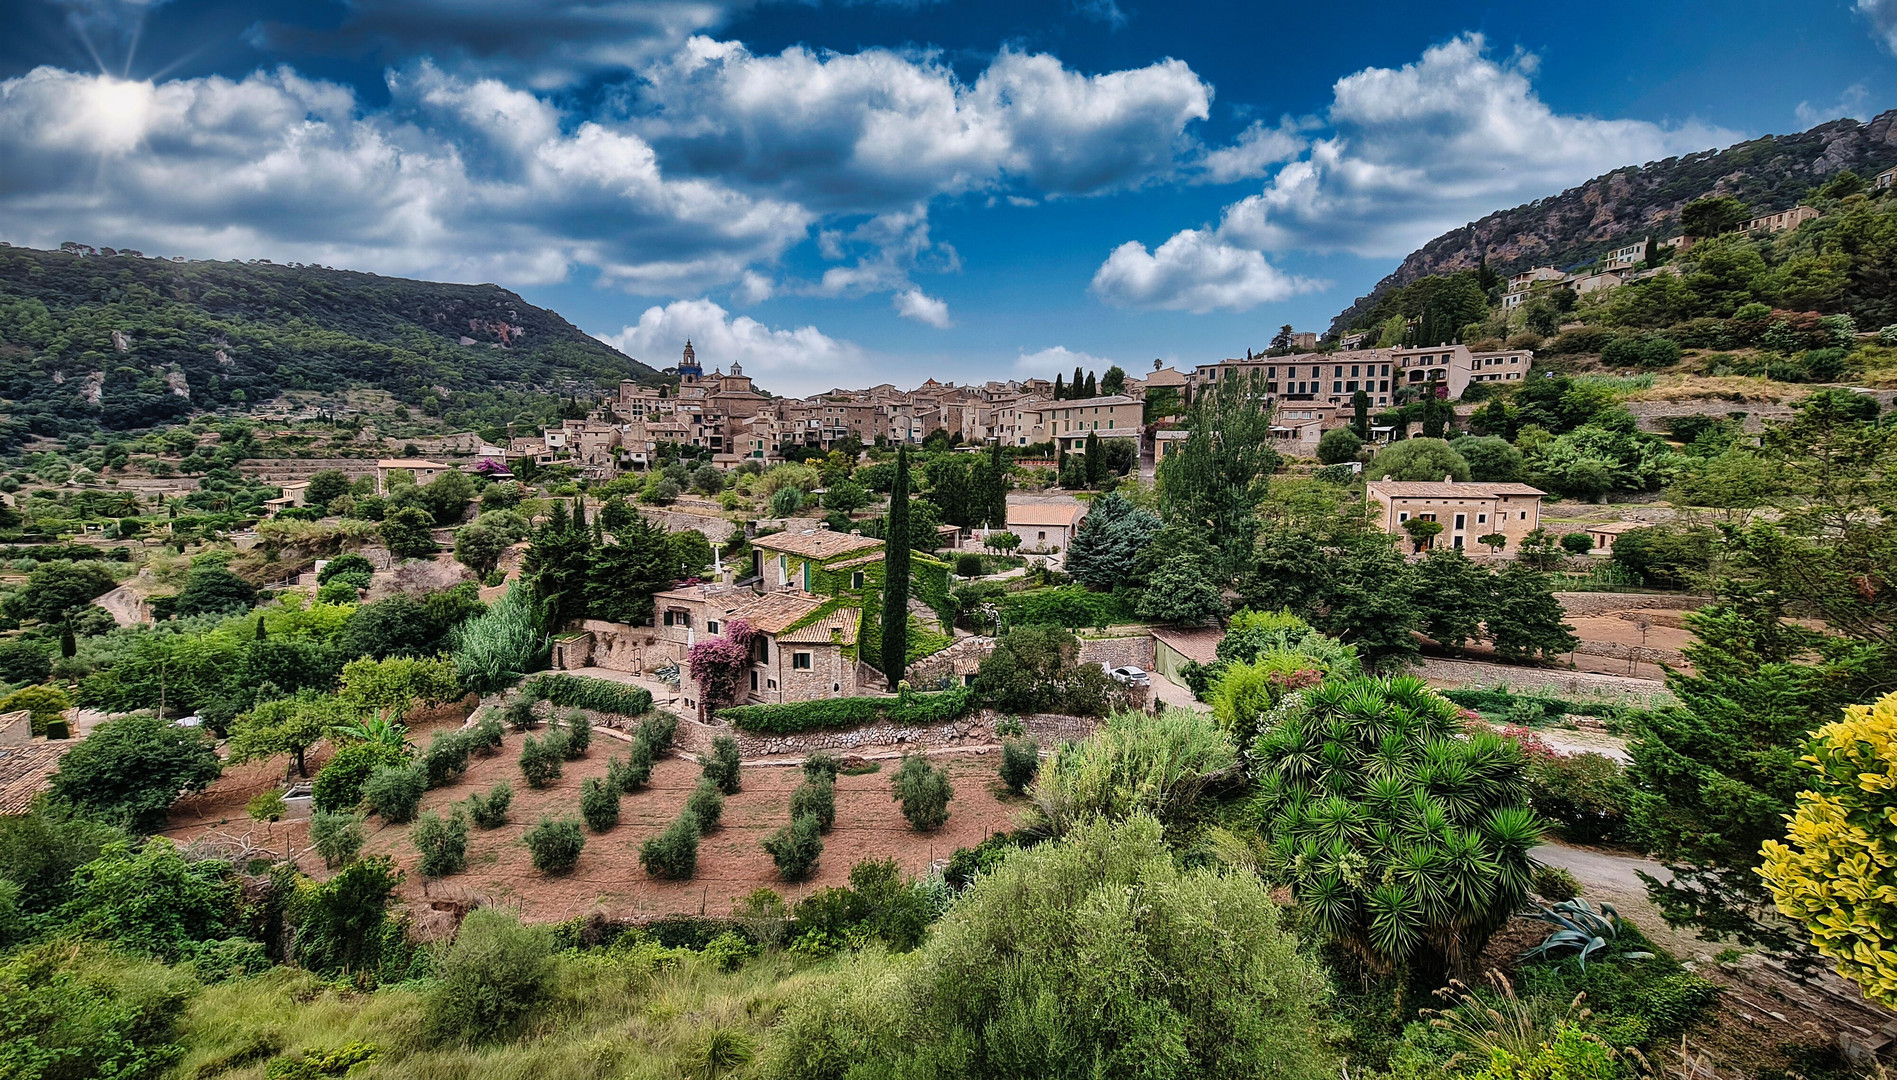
[422,908,557,1047]
[517,733,565,788]
[523,817,584,875]
[361,764,426,824]
[560,712,590,759]
[890,754,952,831]
[686,779,725,830]
[641,812,700,880]
[699,735,742,794]
[465,782,512,829]
[308,811,365,868]
[999,736,1039,793]
[763,813,824,881]
[790,776,836,832]
[580,777,620,832]
[413,806,469,877]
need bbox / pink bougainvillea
[688,619,755,712]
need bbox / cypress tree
[572,496,586,530]
[1084,372,1097,398]
[881,448,911,690]
[60,625,77,660]
[1084,431,1103,486]
[255,616,268,641]
[1072,366,1085,397]
[1053,374,1064,400]
[986,442,1007,528]
[1352,390,1370,439]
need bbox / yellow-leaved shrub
[1758,690,1897,1008]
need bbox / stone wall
[1077,635,1155,671]
[640,507,731,537]
[1413,657,1672,701]
[906,635,995,687]
[556,619,680,674]
[1554,592,1709,618]
[671,707,1100,758]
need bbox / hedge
[996,585,1138,630]
[722,686,975,735]
[522,673,654,716]
[1441,686,1667,729]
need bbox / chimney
[1444,474,1455,484]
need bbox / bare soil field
[167,718,1026,923]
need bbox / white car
[1109,666,1151,688]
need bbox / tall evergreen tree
[1100,365,1126,396]
[1072,366,1085,397]
[1351,390,1370,439]
[1084,431,1103,487]
[984,442,1008,528]
[1053,374,1065,400]
[1084,372,1097,398]
[880,448,912,690]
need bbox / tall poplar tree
[880,447,912,690]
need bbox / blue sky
[2,0,1894,395]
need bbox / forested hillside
[0,244,661,448]
[1331,109,1897,333]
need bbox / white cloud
[1212,35,1734,257]
[1013,344,1117,376]
[1094,33,1735,313]
[1197,116,1307,183]
[893,287,952,327]
[0,63,810,291]
[597,298,872,395]
[1795,82,1871,128]
[1091,228,1321,313]
[639,39,1211,212]
[1858,0,1897,55]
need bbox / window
[1038,530,1047,540]
[1453,535,1464,550]
[749,671,758,691]
[1398,511,1409,522]
[793,652,812,670]
[1454,514,1465,530]
[707,620,720,635]
[767,679,777,690]
[852,571,865,588]
[1477,513,1487,524]
[1520,511,1528,520]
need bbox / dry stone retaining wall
[1413,657,1672,701]
[1554,592,1708,618]
[671,708,1099,759]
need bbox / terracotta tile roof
[778,607,862,646]
[0,742,69,816]
[1365,481,1546,498]
[1006,501,1087,528]
[729,590,827,634]
[750,529,885,560]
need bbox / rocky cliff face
[1330,110,1897,334]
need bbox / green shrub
[523,816,584,874]
[580,777,619,832]
[1527,751,1635,845]
[1559,532,1596,555]
[890,754,952,831]
[468,714,504,754]
[699,734,742,794]
[503,700,538,731]
[362,763,426,823]
[954,552,983,576]
[640,812,700,879]
[318,554,375,586]
[413,806,469,877]
[802,751,841,782]
[686,779,725,830]
[560,712,591,759]
[263,1041,380,1080]
[517,733,564,788]
[698,931,759,973]
[421,729,474,788]
[521,673,654,716]
[466,782,512,829]
[309,811,365,868]
[994,584,1138,630]
[763,813,824,881]
[422,908,556,1046]
[999,736,1040,793]
[636,713,678,752]
[790,776,836,832]
[722,687,974,734]
[1534,864,1583,902]
[313,741,411,813]
[247,790,287,823]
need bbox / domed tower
[678,340,703,382]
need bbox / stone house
[1005,500,1087,553]
[1365,478,1546,553]
[375,458,450,493]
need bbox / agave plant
[1250,675,1544,975]
[1519,897,1654,970]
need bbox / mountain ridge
[1329,109,1897,334]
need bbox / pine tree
[881,448,912,690]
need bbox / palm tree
[1249,675,1542,976]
